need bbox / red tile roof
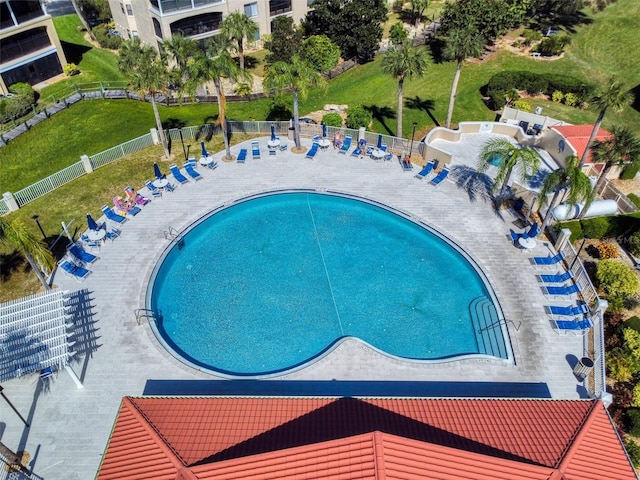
[552,125,611,164]
[96,397,636,480]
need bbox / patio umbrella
[153,162,163,179]
[200,141,208,158]
[86,213,99,232]
[270,125,276,141]
[377,134,383,149]
[322,123,327,138]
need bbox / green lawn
[2,0,640,300]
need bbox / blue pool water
[149,192,506,376]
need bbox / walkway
[1,138,586,480]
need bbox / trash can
[573,357,594,380]
[288,127,295,141]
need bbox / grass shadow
[427,37,447,64]
[405,96,440,127]
[59,40,92,66]
[631,83,640,113]
[0,251,25,280]
[366,105,396,136]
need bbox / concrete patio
[1,136,588,480]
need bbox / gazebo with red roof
[552,125,611,168]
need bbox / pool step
[469,296,508,359]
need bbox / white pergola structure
[0,289,82,387]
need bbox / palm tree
[0,218,54,290]
[538,155,593,234]
[220,12,259,71]
[263,55,326,151]
[162,34,198,99]
[477,138,540,202]
[578,126,640,219]
[187,36,250,161]
[579,76,633,166]
[118,39,170,158]
[443,26,485,129]
[381,43,430,138]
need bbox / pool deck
[2,136,588,480]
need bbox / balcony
[170,12,222,37]
[0,0,45,30]
[269,0,292,16]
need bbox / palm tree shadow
[0,251,25,280]
[450,165,504,219]
[406,96,440,127]
[366,105,396,136]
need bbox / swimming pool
[148,191,509,377]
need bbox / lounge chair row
[414,160,450,186]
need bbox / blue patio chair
[169,164,189,184]
[101,205,127,225]
[532,252,565,268]
[269,146,277,156]
[237,148,247,163]
[539,270,573,283]
[415,160,434,180]
[207,160,218,170]
[430,166,450,186]
[105,228,121,242]
[145,180,162,198]
[68,243,98,265]
[251,141,261,159]
[554,317,592,335]
[543,283,581,297]
[351,146,363,157]
[58,259,91,282]
[306,142,319,159]
[184,162,202,181]
[511,221,540,244]
[547,303,589,318]
[80,234,101,250]
[279,144,288,152]
[339,135,352,154]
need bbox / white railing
[14,162,86,206]
[90,134,154,169]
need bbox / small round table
[153,178,168,189]
[371,149,385,160]
[318,139,331,150]
[199,156,214,166]
[518,237,537,250]
[267,139,280,148]
[87,229,106,242]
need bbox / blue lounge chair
[339,135,352,154]
[548,303,589,318]
[184,162,202,181]
[145,180,162,198]
[58,260,91,282]
[415,160,434,180]
[251,141,261,159]
[105,228,121,242]
[511,221,540,244]
[306,142,319,159]
[101,205,127,224]
[430,166,450,186]
[544,283,581,297]
[237,149,247,163]
[68,243,98,265]
[169,164,189,184]
[532,252,565,267]
[351,146,362,157]
[554,317,592,335]
[539,270,573,283]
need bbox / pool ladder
[164,226,185,247]
[134,309,157,325]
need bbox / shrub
[93,25,122,49]
[9,82,35,105]
[628,193,640,208]
[629,231,640,257]
[596,242,618,259]
[322,112,342,127]
[233,83,252,97]
[625,439,640,469]
[606,328,640,382]
[522,29,542,45]
[345,105,371,129]
[64,63,80,76]
[627,316,640,333]
[552,90,564,102]
[0,83,35,123]
[564,92,579,107]
[628,409,640,433]
[625,295,640,311]
[622,162,640,180]
[581,216,610,239]
[538,35,570,56]
[596,259,640,298]
[513,99,531,112]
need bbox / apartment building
[0,0,67,94]
[108,0,312,50]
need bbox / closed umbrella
[200,141,209,158]
[153,162,163,179]
[377,134,383,149]
[322,123,327,138]
[86,213,100,232]
[270,125,276,141]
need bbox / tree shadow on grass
[631,83,640,113]
[0,251,24,281]
[60,41,92,66]
[405,96,440,128]
[366,105,396,136]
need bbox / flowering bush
[596,242,618,259]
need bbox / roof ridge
[372,431,387,480]
[125,396,189,467]
[554,399,599,468]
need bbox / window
[132,30,139,38]
[244,2,258,17]
[126,4,133,15]
[152,17,163,38]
